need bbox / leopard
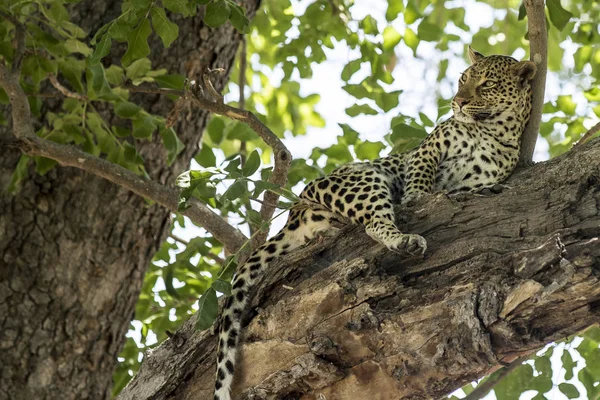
[213,47,537,400]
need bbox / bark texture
[0,1,260,399]
[119,139,600,400]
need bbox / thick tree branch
[119,139,600,400]
[1,57,248,253]
[16,135,247,253]
[520,0,548,164]
[124,83,293,250]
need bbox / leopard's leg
[302,169,427,256]
[214,205,338,400]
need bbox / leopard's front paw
[383,233,427,256]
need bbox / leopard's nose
[454,97,470,107]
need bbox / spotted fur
[213,49,536,400]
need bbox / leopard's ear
[468,46,484,64]
[511,60,537,88]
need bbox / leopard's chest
[432,132,518,192]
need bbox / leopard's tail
[213,205,335,400]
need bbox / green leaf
[341,59,363,81]
[403,0,421,24]
[383,26,401,51]
[404,27,419,55]
[561,348,576,380]
[196,288,218,330]
[89,33,112,64]
[125,58,152,81]
[205,0,231,27]
[360,15,378,35]
[546,0,573,31]
[105,65,124,85]
[242,150,260,177]
[222,180,246,200]
[386,0,403,22]
[211,279,231,295]
[64,39,93,56]
[7,155,30,194]
[417,21,443,42]
[558,382,579,399]
[115,101,142,118]
[163,0,193,15]
[122,19,152,66]
[132,115,158,138]
[355,141,385,160]
[339,123,360,145]
[164,263,180,299]
[228,1,250,33]
[154,74,186,89]
[345,103,378,117]
[391,123,427,141]
[160,126,185,165]
[151,7,179,48]
[196,145,217,167]
[227,121,256,141]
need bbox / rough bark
[120,139,600,400]
[0,1,261,399]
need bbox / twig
[123,82,293,251]
[169,234,189,245]
[0,63,35,138]
[520,0,548,165]
[17,135,248,254]
[574,122,600,148]
[462,354,530,400]
[48,74,88,101]
[0,9,26,74]
[238,38,247,112]
[237,39,256,235]
[203,67,224,103]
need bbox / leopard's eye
[459,74,467,84]
[481,80,496,89]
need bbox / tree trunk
[0,1,260,399]
[118,139,600,400]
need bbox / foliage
[2,0,599,397]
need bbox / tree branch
[0,64,35,138]
[16,134,247,253]
[0,9,26,74]
[124,82,293,250]
[520,0,548,165]
[48,74,88,101]
[118,139,600,400]
[574,121,600,148]
[0,57,247,253]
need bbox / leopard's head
[452,47,537,126]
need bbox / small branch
[238,38,247,112]
[124,82,293,250]
[0,9,26,74]
[203,67,224,103]
[0,63,35,138]
[48,74,88,101]
[520,0,548,165]
[463,354,531,400]
[574,122,600,148]
[169,234,189,245]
